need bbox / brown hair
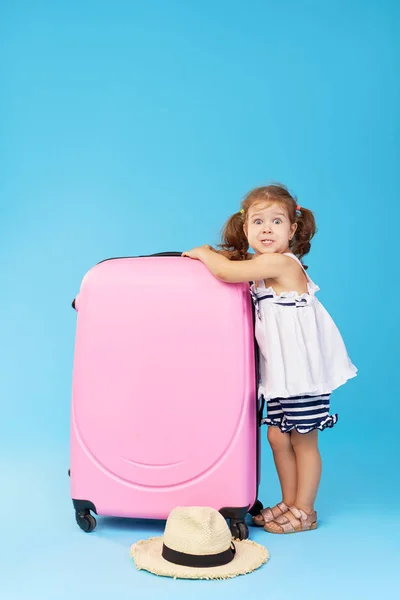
[217,183,317,268]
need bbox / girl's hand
[182,245,213,260]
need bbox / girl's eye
[273,219,282,225]
[254,219,262,225]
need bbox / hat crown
[163,507,232,555]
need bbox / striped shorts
[261,393,338,434]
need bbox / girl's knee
[267,426,292,451]
[291,428,319,450]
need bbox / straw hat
[130,506,269,580]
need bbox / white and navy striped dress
[250,253,357,434]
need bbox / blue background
[1,1,399,598]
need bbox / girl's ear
[289,222,297,241]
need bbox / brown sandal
[252,501,289,526]
[263,506,318,534]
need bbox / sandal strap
[289,506,317,529]
[260,507,274,521]
[279,519,296,533]
[288,506,304,520]
[265,506,318,534]
[259,502,289,522]
[274,512,290,525]
[266,513,294,532]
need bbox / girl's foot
[252,501,289,526]
[263,506,317,534]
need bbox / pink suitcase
[69,252,263,539]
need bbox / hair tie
[239,208,245,214]
[296,204,301,211]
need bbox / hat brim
[130,536,269,580]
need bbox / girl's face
[245,201,297,256]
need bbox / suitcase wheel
[230,522,249,540]
[75,511,97,533]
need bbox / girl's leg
[267,426,298,506]
[253,426,297,525]
[291,429,321,513]
[263,429,321,533]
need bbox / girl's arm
[213,248,254,260]
[211,248,233,259]
[182,246,291,283]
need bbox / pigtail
[290,207,317,267]
[217,211,249,261]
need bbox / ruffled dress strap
[282,253,320,295]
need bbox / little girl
[182,184,357,534]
